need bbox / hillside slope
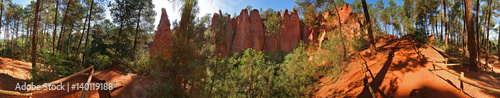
[313,35,471,97]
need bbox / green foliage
[204,55,235,97]
[353,31,368,51]
[29,65,50,82]
[295,0,328,29]
[225,49,277,97]
[0,39,24,59]
[88,53,112,70]
[412,29,427,43]
[30,48,75,82]
[130,49,151,73]
[431,40,449,50]
[263,9,282,36]
[275,43,316,97]
[245,5,253,10]
[490,39,499,55]
[265,51,286,64]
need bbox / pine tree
[32,0,41,74]
[465,0,478,72]
[361,0,376,53]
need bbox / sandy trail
[0,57,149,98]
[313,35,500,97]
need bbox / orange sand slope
[0,57,149,98]
[314,35,500,98]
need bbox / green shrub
[88,53,112,70]
[209,49,277,97]
[275,43,316,97]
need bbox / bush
[352,30,368,51]
[88,53,112,70]
[275,43,317,97]
[207,49,277,97]
[31,49,74,82]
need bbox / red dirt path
[0,57,149,98]
[313,35,500,97]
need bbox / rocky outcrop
[311,3,369,51]
[210,11,228,56]
[231,9,253,52]
[151,4,370,58]
[211,9,302,54]
[208,5,366,55]
[264,12,281,53]
[151,8,172,58]
[280,9,301,53]
[225,15,235,52]
[338,3,353,24]
[250,9,265,51]
[301,22,311,44]
[230,9,265,53]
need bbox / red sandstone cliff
[205,3,367,55]
[151,8,172,58]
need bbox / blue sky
[11,0,402,30]
[3,0,404,39]
[8,0,499,39]
[154,0,403,29]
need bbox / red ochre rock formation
[151,8,172,58]
[264,12,281,53]
[231,9,253,52]
[210,10,234,57]
[280,9,301,53]
[250,9,265,51]
[206,3,366,55]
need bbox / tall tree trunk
[75,11,90,63]
[133,4,142,61]
[440,15,443,41]
[65,24,74,55]
[435,15,438,40]
[465,0,478,72]
[332,1,346,60]
[82,0,94,66]
[0,0,2,51]
[432,15,435,36]
[14,17,20,58]
[52,0,59,56]
[11,21,14,58]
[57,0,71,57]
[32,0,41,72]
[498,21,500,61]
[485,0,492,68]
[115,21,123,55]
[476,0,480,67]
[444,0,448,46]
[42,16,49,50]
[114,2,123,55]
[463,0,467,50]
[61,23,74,56]
[4,24,7,54]
[25,21,30,59]
[361,0,376,53]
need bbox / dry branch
[0,89,32,96]
[80,68,95,98]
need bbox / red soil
[313,35,500,98]
[0,57,149,98]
